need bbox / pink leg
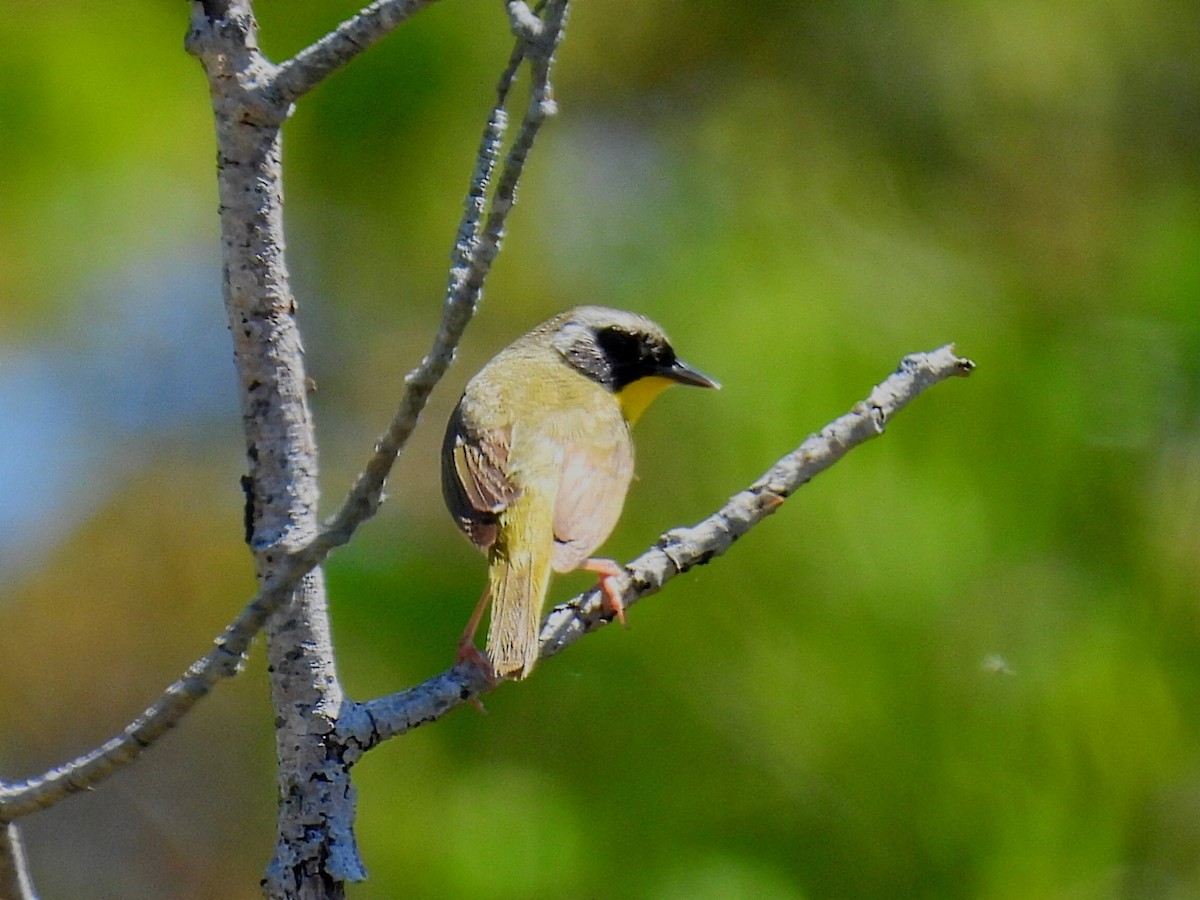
[456,585,496,688]
[580,557,628,627]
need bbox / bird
[441,306,719,681]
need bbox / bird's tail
[486,495,554,680]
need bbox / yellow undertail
[486,493,555,680]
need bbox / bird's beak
[662,359,721,390]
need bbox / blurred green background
[1,1,1198,897]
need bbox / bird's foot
[581,557,628,628]
[455,640,497,711]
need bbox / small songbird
[442,306,719,680]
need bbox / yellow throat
[617,375,676,425]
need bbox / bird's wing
[551,433,634,573]
[441,406,521,552]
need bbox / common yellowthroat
[442,306,719,680]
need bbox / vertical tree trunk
[193,4,360,896]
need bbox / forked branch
[0,0,568,827]
[272,0,443,106]
[0,0,975,895]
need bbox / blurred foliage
[1,0,1198,897]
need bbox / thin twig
[0,0,570,825]
[271,0,442,106]
[316,0,568,555]
[0,823,38,900]
[539,345,976,654]
[0,570,291,819]
[353,345,976,746]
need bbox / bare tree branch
[0,823,37,900]
[538,345,976,653]
[0,572,282,819]
[0,0,571,876]
[271,0,442,106]
[0,344,970,821]
[316,0,567,554]
[185,2,360,892]
[352,345,976,746]
[2,0,974,895]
